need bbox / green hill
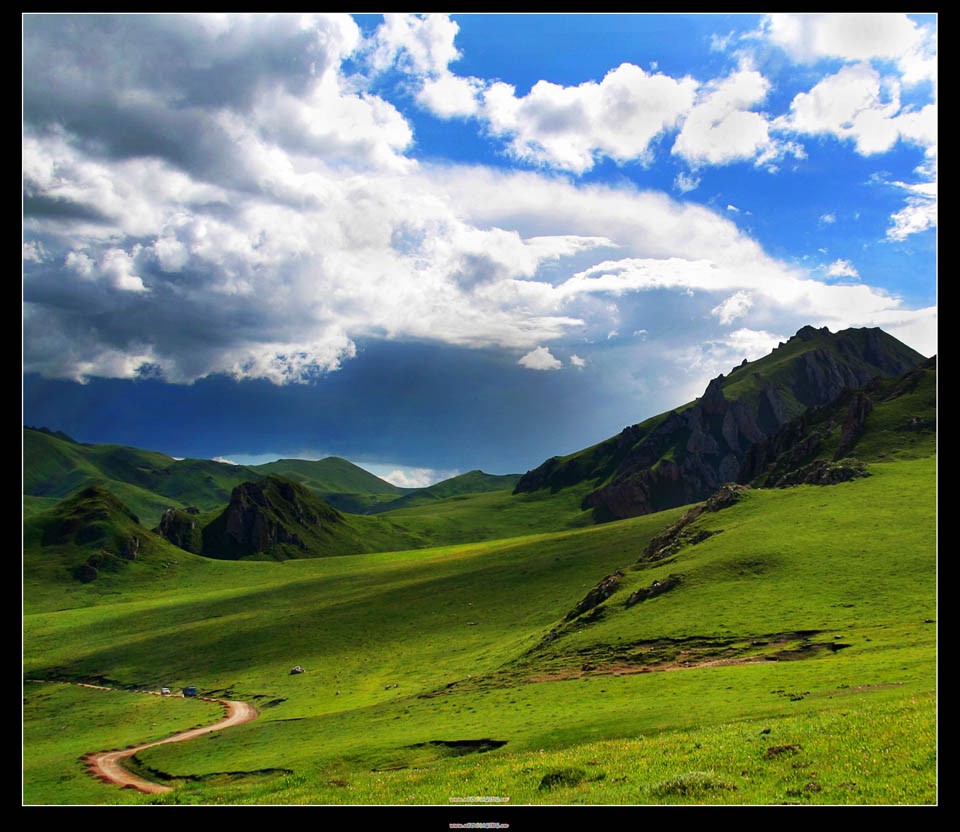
[23,432,520,526]
[514,325,926,520]
[23,428,262,524]
[193,474,434,561]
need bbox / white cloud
[764,13,935,85]
[711,290,754,324]
[417,73,484,117]
[22,14,936,386]
[760,16,937,241]
[886,175,937,241]
[370,13,462,76]
[518,345,562,371]
[211,456,239,465]
[820,213,836,224]
[380,466,460,488]
[481,63,698,173]
[826,258,859,279]
[774,64,907,156]
[672,70,781,167]
[569,354,586,368]
[673,171,701,193]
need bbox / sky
[22,13,937,487]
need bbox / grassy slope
[24,454,935,804]
[21,353,936,805]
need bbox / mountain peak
[517,325,927,521]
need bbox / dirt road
[80,693,259,795]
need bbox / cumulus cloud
[480,64,698,173]
[672,69,791,168]
[764,13,935,85]
[22,13,936,387]
[569,354,586,368]
[760,16,937,240]
[774,64,912,157]
[370,13,462,76]
[518,346,562,371]
[826,259,860,279]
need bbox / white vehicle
[160,687,171,695]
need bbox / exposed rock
[519,326,925,521]
[154,508,202,553]
[636,483,746,564]
[625,574,682,608]
[224,482,306,552]
[772,458,871,488]
[201,475,344,559]
[120,535,140,561]
[563,571,624,622]
[834,391,874,460]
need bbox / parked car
[183,685,198,697]
[160,687,171,695]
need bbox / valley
[22,326,937,806]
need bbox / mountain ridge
[515,325,927,520]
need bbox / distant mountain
[366,470,522,514]
[515,326,927,521]
[23,432,398,524]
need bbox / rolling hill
[21,325,936,806]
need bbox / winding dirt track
[78,691,259,795]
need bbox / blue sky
[23,14,937,486]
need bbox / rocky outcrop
[154,508,202,553]
[738,356,935,488]
[625,574,682,608]
[637,483,746,564]
[563,571,624,623]
[221,482,308,553]
[519,326,925,521]
[201,475,344,559]
[771,458,871,488]
[581,377,770,520]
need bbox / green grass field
[23,452,936,805]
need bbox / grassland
[23,453,936,805]
[22,682,222,805]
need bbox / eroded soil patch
[421,630,849,693]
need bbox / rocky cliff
[515,326,926,520]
